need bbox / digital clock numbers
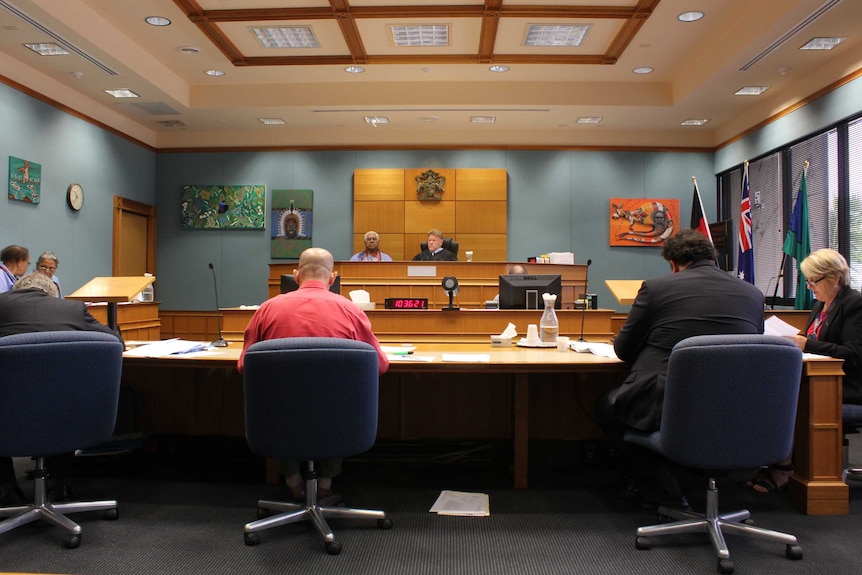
[384,298,429,310]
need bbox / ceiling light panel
[390,25,449,47]
[577,117,603,124]
[252,26,320,49]
[524,25,590,47]
[471,116,496,124]
[680,118,709,126]
[23,42,68,56]
[800,37,845,50]
[259,118,286,125]
[735,86,769,96]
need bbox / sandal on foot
[741,466,769,489]
[747,464,793,494]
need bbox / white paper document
[569,341,618,359]
[123,339,211,358]
[429,490,490,516]
[764,315,801,337]
[441,353,491,363]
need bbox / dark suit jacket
[0,288,122,344]
[803,285,862,404]
[611,260,764,431]
[412,248,457,262]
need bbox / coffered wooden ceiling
[0,0,860,150]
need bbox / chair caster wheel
[635,536,650,550]
[64,534,81,549]
[718,558,734,574]
[325,541,342,555]
[105,508,119,520]
[786,544,803,560]
[377,518,393,530]
[244,532,259,546]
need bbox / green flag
[782,166,812,310]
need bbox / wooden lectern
[605,279,644,305]
[66,276,155,332]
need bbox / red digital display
[385,298,429,310]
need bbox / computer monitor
[280,274,341,295]
[498,274,562,310]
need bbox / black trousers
[594,389,684,502]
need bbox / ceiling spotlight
[633,67,653,74]
[178,46,201,55]
[145,16,171,27]
[344,66,365,74]
[489,65,509,73]
[678,11,704,22]
[205,69,225,77]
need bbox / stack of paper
[429,490,490,516]
[569,341,619,359]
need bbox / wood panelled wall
[353,168,507,261]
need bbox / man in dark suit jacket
[0,272,122,505]
[412,229,458,261]
[596,229,764,508]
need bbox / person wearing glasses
[745,248,862,493]
[349,231,392,262]
[35,250,62,298]
[1,245,30,293]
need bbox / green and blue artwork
[8,156,41,204]
[181,185,265,229]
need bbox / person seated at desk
[238,247,389,501]
[0,272,122,505]
[35,250,62,298]
[595,229,764,511]
[412,229,457,261]
[744,248,862,493]
[1,245,29,293]
[350,230,392,262]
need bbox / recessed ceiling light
[344,66,365,74]
[178,46,201,55]
[205,69,225,77]
[252,26,320,49]
[390,25,449,47]
[422,116,439,123]
[735,86,769,96]
[800,37,845,50]
[259,118,286,125]
[678,11,704,22]
[104,89,139,98]
[577,117,603,124]
[23,43,69,56]
[681,118,709,126]
[525,25,590,47]
[364,116,390,127]
[145,16,171,27]
[633,67,653,74]
[489,65,509,73]
[471,116,496,124]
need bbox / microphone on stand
[209,263,228,348]
[577,259,592,342]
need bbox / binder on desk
[605,279,644,305]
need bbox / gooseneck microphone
[209,263,228,348]
[577,259,593,342]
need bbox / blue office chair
[0,331,123,548]
[242,337,392,555]
[625,334,803,575]
[842,404,862,483]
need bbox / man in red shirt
[238,247,388,500]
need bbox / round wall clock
[67,183,84,211]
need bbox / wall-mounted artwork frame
[8,156,41,204]
[271,189,313,259]
[609,198,679,246]
[180,185,265,229]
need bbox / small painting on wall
[181,185,265,229]
[609,198,679,246]
[8,156,41,204]
[271,189,313,259]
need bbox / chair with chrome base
[843,404,862,483]
[0,331,123,548]
[242,337,392,555]
[624,334,803,575]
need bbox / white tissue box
[491,336,512,347]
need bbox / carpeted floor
[2,437,862,575]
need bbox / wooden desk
[221,307,614,343]
[120,343,846,514]
[87,301,161,340]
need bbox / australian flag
[737,163,754,284]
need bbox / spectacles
[805,276,827,288]
[38,265,57,273]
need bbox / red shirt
[237,280,388,374]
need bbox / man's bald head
[295,248,336,284]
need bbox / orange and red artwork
[609,198,679,246]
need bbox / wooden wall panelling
[353,169,405,200]
[454,234,508,262]
[456,168,507,200]
[404,201,457,238]
[455,201,507,233]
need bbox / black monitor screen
[498,274,562,310]
[280,274,341,295]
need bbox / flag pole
[770,253,785,310]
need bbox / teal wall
[5,73,862,314]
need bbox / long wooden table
[120,342,847,515]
